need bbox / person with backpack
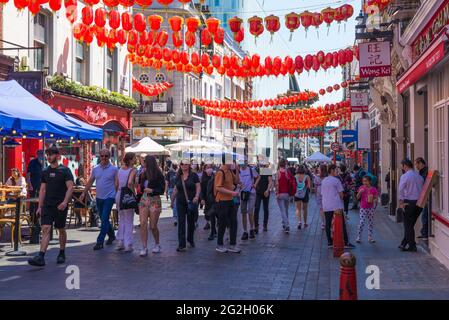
[200,162,215,236]
[238,160,259,240]
[339,164,353,218]
[254,161,273,233]
[165,161,178,227]
[294,165,311,229]
[275,159,296,234]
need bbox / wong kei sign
[359,41,392,78]
[413,0,449,60]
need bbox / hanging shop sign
[359,41,391,77]
[356,119,371,150]
[152,102,168,113]
[412,0,449,61]
[350,92,369,112]
[132,126,183,141]
[341,130,357,143]
[8,71,44,95]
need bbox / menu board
[417,170,439,208]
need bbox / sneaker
[368,238,376,244]
[284,226,290,234]
[106,236,116,245]
[241,232,249,241]
[93,243,104,251]
[249,230,256,240]
[152,245,161,254]
[115,241,125,251]
[344,243,356,249]
[124,246,134,252]
[228,245,242,253]
[139,248,148,257]
[297,223,302,230]
[28,254,45,267]
[216,246,228,253]
[188,241,195,248]
[56,253,65,264]
[204,222,211,230]
[176,247,186,252]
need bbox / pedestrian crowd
[26,146,427,267]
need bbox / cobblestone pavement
[1,194,449,300]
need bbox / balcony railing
[134,98,174,114]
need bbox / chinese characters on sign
[350,92,369,112]
[8,71,43,95]
[359,41,391,78]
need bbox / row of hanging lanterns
[132,77,173,96]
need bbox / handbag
[181,174,198,215]
[119,169,138,210]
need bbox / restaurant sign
[413,0,449,60]
[359,41,391,77]
[350,92,369,112]
[133,127,183,141]
[8,71,44,95]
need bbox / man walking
[238,160,259,240]
[81,149,118,250]
[399,159,424,252]
[415,157,429,240]
[321,164,355,249]
[28,146,74,267]
[214,158,241,253]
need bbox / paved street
[1,194,449,300]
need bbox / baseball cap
[45,146,60,155]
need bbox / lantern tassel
[289,32,293,42]
[270,34,273,44]
[327,26,330,36]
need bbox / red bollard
[339,252,357,300]
[333,210,344,258]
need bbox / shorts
[240,193,256,215]
[294,190,310,203]
[41,205,68,229]
[139,194,162,212]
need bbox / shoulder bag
[119,169,138,210]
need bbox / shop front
[398,0,449,267]
[46,91,132,178]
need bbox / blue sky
[240,0,361,105]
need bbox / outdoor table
[1,187,26,256]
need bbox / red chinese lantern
[172,49,180,63]
[311,12,323,37]
[201,53,210,68]
[338,49,346,66]
[319,89,326,95]
[326,86,333,93]
[317,50,325,64]
[300,11,313,36]
[157,0,172,5]
[148,15,163,31]
[48,0,61,11]
[341,81,348,88]
[65,4,77,24]
[103,0,118,7]
[294,55,303,71]
[119,0,134,7]
[168,16,183,32]
[312,56,320,72]
[321,7,336,34]
[135,0,152,7]
[333,84,340,91]
[345,48,354,63]
[157,30,168,46]
[212,54,221,68]
[248,16,264,44]
[84,26,94,44]
[285,12,300,41]
[206,17,220,34]
[185,31,196,47]
[81,6,93,25]
[234,27,244,45]
[172,32,183,47]
[121,12,133,31]
[163,47,172,62]
[14,0,29,10]
[228,16,243,35]
[340,4,354,22]
[332,51,339,68]
[186,17,200,33]
[264,15,280,42]
[251,54,260,69]
[214,27,224,45]
[134,13,146,32]
[94,8,106,28]
[28,0,41,15]
[117,29,127,45]
[84,0,99,5]
[201,28,212,47]
[127,30,138,46]
[304,54,313,71]
[109,9,120,29]
[139,30,148,45]
[73,22,86,41]
[190,52,200,66]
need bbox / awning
[397,31,448,94]
[0,80,103,140]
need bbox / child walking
[356,176,379,243]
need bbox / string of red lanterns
[132,77,173,96]
[202,100,351,131]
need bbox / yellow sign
[133,127,183,141]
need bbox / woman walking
[294,165,310,229]
[115,153,137,252]
[200,162,215,235]
[313,164,328,230]
[254,162,273,233]
[138,155,165,257]
[275,159,295,234]
[356,176,379,243]
[171,159,201,252]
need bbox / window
[216,84,222,99]
[75,42,89,84]
[33,12,51,72]
[204,82,208,99]
[434,104,447,214]
[106,49,115,91]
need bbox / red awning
[397,32,448,94]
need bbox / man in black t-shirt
[28,146,74,267]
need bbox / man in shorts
[238,160,258,240]
[28,146,74,267]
